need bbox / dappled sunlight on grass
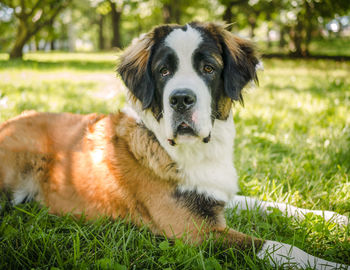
[23,51,120,62]
[235,59,350,215]
[0,52,120,71]
[0,52,126,122]
[0,54,9,61]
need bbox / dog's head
[118,22,259,146]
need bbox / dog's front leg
[227,195,349,226]
[113,113,181,182]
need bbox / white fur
[168,113,239,202]
[122,105,141,123]
[127,25,239,202]
[131,96,239,202]
[12,176,39,205]
[227,195,349,226]
[257,240,349,270]
[163,25,212,140]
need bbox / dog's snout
[169,89,196,113]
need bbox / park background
[0,0,350,269]
[1,0,350,57]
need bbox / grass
[258,37,350,57]
[0,52,349,269]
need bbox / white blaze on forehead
[163,25,212,139]
[164,25,203,61]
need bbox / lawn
[258,37,350,57]
[0,52,349,269]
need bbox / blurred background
[1,0,350,58]
[0,2,350,267]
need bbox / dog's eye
[160,67,170,77]
[203,65,214,74]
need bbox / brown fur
[0,111,262,250]
[0,22,263,253]
[118,32,154,98]
[216,95,233,120]
[199,22,259,63]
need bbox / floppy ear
[219,27,259,104]
[117,32,155,109]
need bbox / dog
[0,22,349,269]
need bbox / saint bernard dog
[0,22,349,269]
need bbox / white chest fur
[168,115,239,202]
[126,100,239,203]
[139,107,239,202]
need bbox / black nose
[169,89,197,112]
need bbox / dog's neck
[124,101,239,203]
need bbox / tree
[219,0,248,31]
[97,13,105,50]
[162,0,181,24]
[109,0,124,48]
[278,0,350,56]
[1,0,71,59]
[91,0,124,49]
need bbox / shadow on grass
[0,59,116,71]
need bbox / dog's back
[0,112,102,206]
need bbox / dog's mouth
[176,122,196,136]
[167,121,211,146]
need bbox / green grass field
[258,37,350,57]
[0,52,349,269]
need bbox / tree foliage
[1,0,71,58]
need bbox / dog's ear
[117,32,155,109]
[217,25,259,104]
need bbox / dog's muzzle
[167,89,211,146]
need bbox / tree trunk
[162,0,180,24]
[98,14,105,50]
[288,0,316,57]
[174,0,181,24]
[10,40,26,59]
[34,39,39,51]
[290,25,303,56]
[50,40,55,51]
[223,3,233,31]
[248,15,256,38]
[266,13,272,48]
[110,2,122,48]
[279,26,287,49]
[287,10,303,57]
[303,2,312,56]
[9,24,31,59]
[163,3,172,24]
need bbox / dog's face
[118,22,259,146]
